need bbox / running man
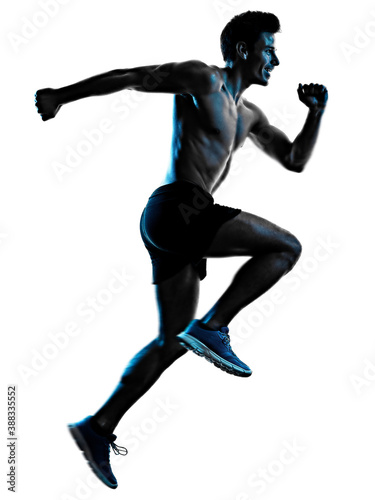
[35,11,328,489]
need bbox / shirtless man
[35,11,328,489]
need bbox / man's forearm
[56,69,136,105]
[56,65,166,105]
[289,107,325,171]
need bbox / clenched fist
[34,88,61,121]
[297,83,328,110]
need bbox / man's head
[220,11,281,85]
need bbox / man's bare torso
[164,66,258,193]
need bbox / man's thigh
[204,211,299,258]
[155,264,200,341]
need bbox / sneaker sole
[67,424,118,489]
[177,332,252,377]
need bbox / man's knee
[284,235,302,269]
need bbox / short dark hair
[220,11,281,63]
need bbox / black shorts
[140,180,241,284]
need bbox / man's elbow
[288,161,306,173]
[282,153,307,173]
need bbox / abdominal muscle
[162,90,245,194]
[164,104,239,193]
[164,142,232,194]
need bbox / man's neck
[221,65,252,104]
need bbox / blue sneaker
[177,320,252,377]
[68,416,127,489]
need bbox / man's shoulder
[180,60,224,92]
[241,98,263,117]
[183,60,221,75]
[241,98,268,130]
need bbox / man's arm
[247,83,328,173]
[35,60,220,121]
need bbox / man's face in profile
[246,31,280,86]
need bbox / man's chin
[254,78,269,87]
[248,74,270,87]
[261,70,272,85]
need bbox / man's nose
[272,54,280,66]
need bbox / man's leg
[177,211,301,376]
[90,264,200,436]
[200,211,302,329]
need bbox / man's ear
[236,41,248,60]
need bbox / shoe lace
[110,441,128,456]
[219,327,233,351]
[108,435,128,456]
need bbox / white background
[2,0,375,499]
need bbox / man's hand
[34,88,61,121]
[297,83,328,111]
